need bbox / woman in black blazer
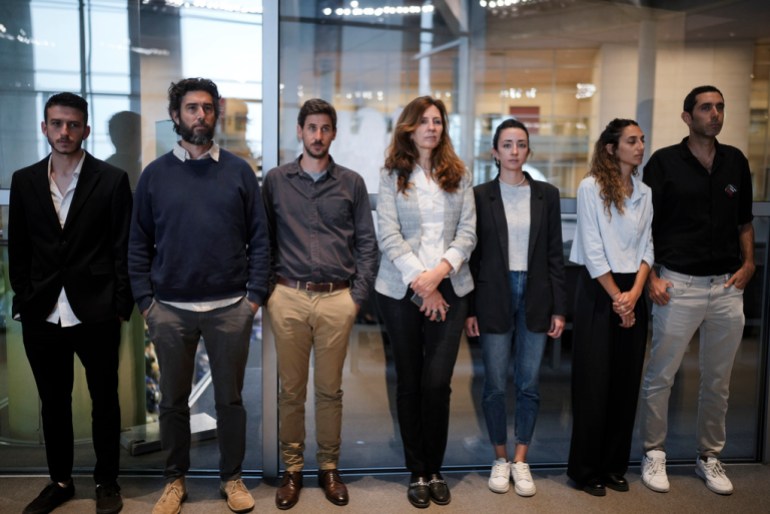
[466,118,566,497]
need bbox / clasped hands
[411,268,448,322]
[612,290,638,329]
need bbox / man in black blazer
[8,92,133,514]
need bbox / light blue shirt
[569,175,654,278]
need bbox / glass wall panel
[0,0,768,477]
[277,0,769,475]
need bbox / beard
[46,134,83,155]
[304,140,329,160]
[178,118,215,145]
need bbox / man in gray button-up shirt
[262,98,378,510]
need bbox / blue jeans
[481,271,547,447]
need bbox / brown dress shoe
[275,472,303,510]
[318,469,349,506]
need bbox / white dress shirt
[569,175,654,278]
[46,152,86,326]
[393,165,465,286]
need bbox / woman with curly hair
[567,118,654,496]
[375,96,476,508]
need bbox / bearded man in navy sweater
[128,78,269,514]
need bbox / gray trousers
[639,267,745,458]
[146,298,255,481]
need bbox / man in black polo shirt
[262,98,378,510]
[639,85,754,496]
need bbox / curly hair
[590,118,640,216]
[384,96,465,194]
[167,78,222,135]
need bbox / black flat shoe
[407,476,430,509]
[428,473,451,505]
[582,479,606,497]
[604,473,629,492]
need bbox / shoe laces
[703,459,727,479]
[512,462,533,482]
[647,456,666,475]
[160,482,184,503]
[491,461,509,478]
[225,479,248,494]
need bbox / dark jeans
[146,298,254,481]
[567,268,648,485]
[22,319,121,485]
[377,280,468,475]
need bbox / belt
[277,276,349,293]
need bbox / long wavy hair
[590,118,639,216]
[384,96,466,194]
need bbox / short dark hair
[683,85,723,114]
[167,78,221,133]
[45,92,88,124]
[297,98,337,131]
[492,118,531,171]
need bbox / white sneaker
[511,461,536,497]
[488,458,511,493]
[641,450,670,492]
[696,457,733,495]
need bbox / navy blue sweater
[128,149,269,312]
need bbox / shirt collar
[629,174,646,204]
[679,136,723,157]
[48,150,86,183]
[291,155,337,178]
[172,141,220,162]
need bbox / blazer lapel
[528,177,544,263]
[490,178,509,266]
[31,157,63,230]
[63,153,99,232]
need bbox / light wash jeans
[480,271,547,447]
[640,267,745,458]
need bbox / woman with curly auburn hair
[567,118,654,496]
[375,96,476,508]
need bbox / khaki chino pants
[268,284,357,471]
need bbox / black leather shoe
[24,481,75,514]
[604,473,629,492]
[96,482,123,514]
[318,469,349,506]
[275,472,303,510]
[407,476,430,509]
[582,479,606,497]
[428,473,451,505]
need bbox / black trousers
[376,280,468,475]
[22,319,121,485]
[567,268,647,485]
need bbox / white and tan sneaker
[696,457,733,495]
[511,461,536,497]
[641,450,670,493]
[488,458,511,493]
